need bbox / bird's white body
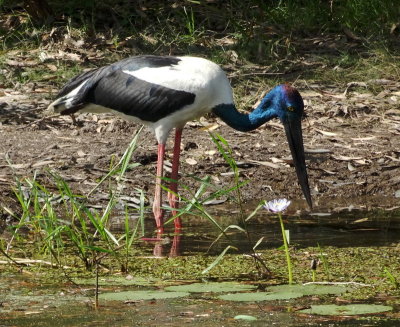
[126,57,233,143]
[48,56,234,143]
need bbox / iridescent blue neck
[212,88,282,132]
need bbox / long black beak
[283,119,312,208]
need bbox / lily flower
[264,198,293,284]
[263,198,291,213]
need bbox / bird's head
[265,84,304,122]
[263,84,312,208]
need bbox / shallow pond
[0,275,398,327]
[1,198,400,326]
[111,198,400,256]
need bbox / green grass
[1,131,148,271]
[6,171,121,270]
[1,1,399,51]
[1,0,399,101]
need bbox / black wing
[85,70,195,122]
[59,56,196,122]
[57,55,181,98]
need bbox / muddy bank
[1,77,400,219]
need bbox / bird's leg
[70,114,77,125]
[153,143,165,234]
[169,233,181,257]
[168,128,182,230]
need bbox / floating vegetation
[266,284,347,296]
[219,291,304,302]
[164,282,257,293]
[234,315,258,321]
[298,304,393,316]
[99,290,190,301]
[218,284,348,302]
[74,276,157,287]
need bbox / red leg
[169,233,181,257]
[153,143,165,234]
[167,128,182,230]
[152,230,164,257]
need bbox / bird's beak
[283,119,312,208]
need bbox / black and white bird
[48,55,312,234]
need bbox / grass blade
[202,245,236,274]
[88,126,143,196]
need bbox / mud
[1,79,400,222]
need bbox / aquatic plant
[263,198,291,213]
[264,198,293,284]
[310,258,318,282]
[159,131,271,275]
[299,304,393,316]
[384,267,399,289]
[317,243,331,281]
[194,132,270,275]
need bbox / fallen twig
[0,247,27,267]
[15,114,61,130]
[0,257,71,269]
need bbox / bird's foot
[140,230,164,242]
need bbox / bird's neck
[212,95,279,132]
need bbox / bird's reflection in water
[152,232,182,257]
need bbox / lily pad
[234,315,258,321]
[99,290,189,301]
[266,284,347,296]
[299,304,393,316]
[165,282,256,293]
[218,291,304,302]
[217,284,348,302]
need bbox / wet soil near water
[1,80,400,221]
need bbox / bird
[47,55,312,234]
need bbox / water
[126,199,400,255]
[1,198,399,326]
[0,274,398,327]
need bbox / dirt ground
[1,76,400,218]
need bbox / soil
[1,77,400,221]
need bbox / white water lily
[264,197,293,283]
[263,198,291,213]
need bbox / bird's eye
[287,106,295,112]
